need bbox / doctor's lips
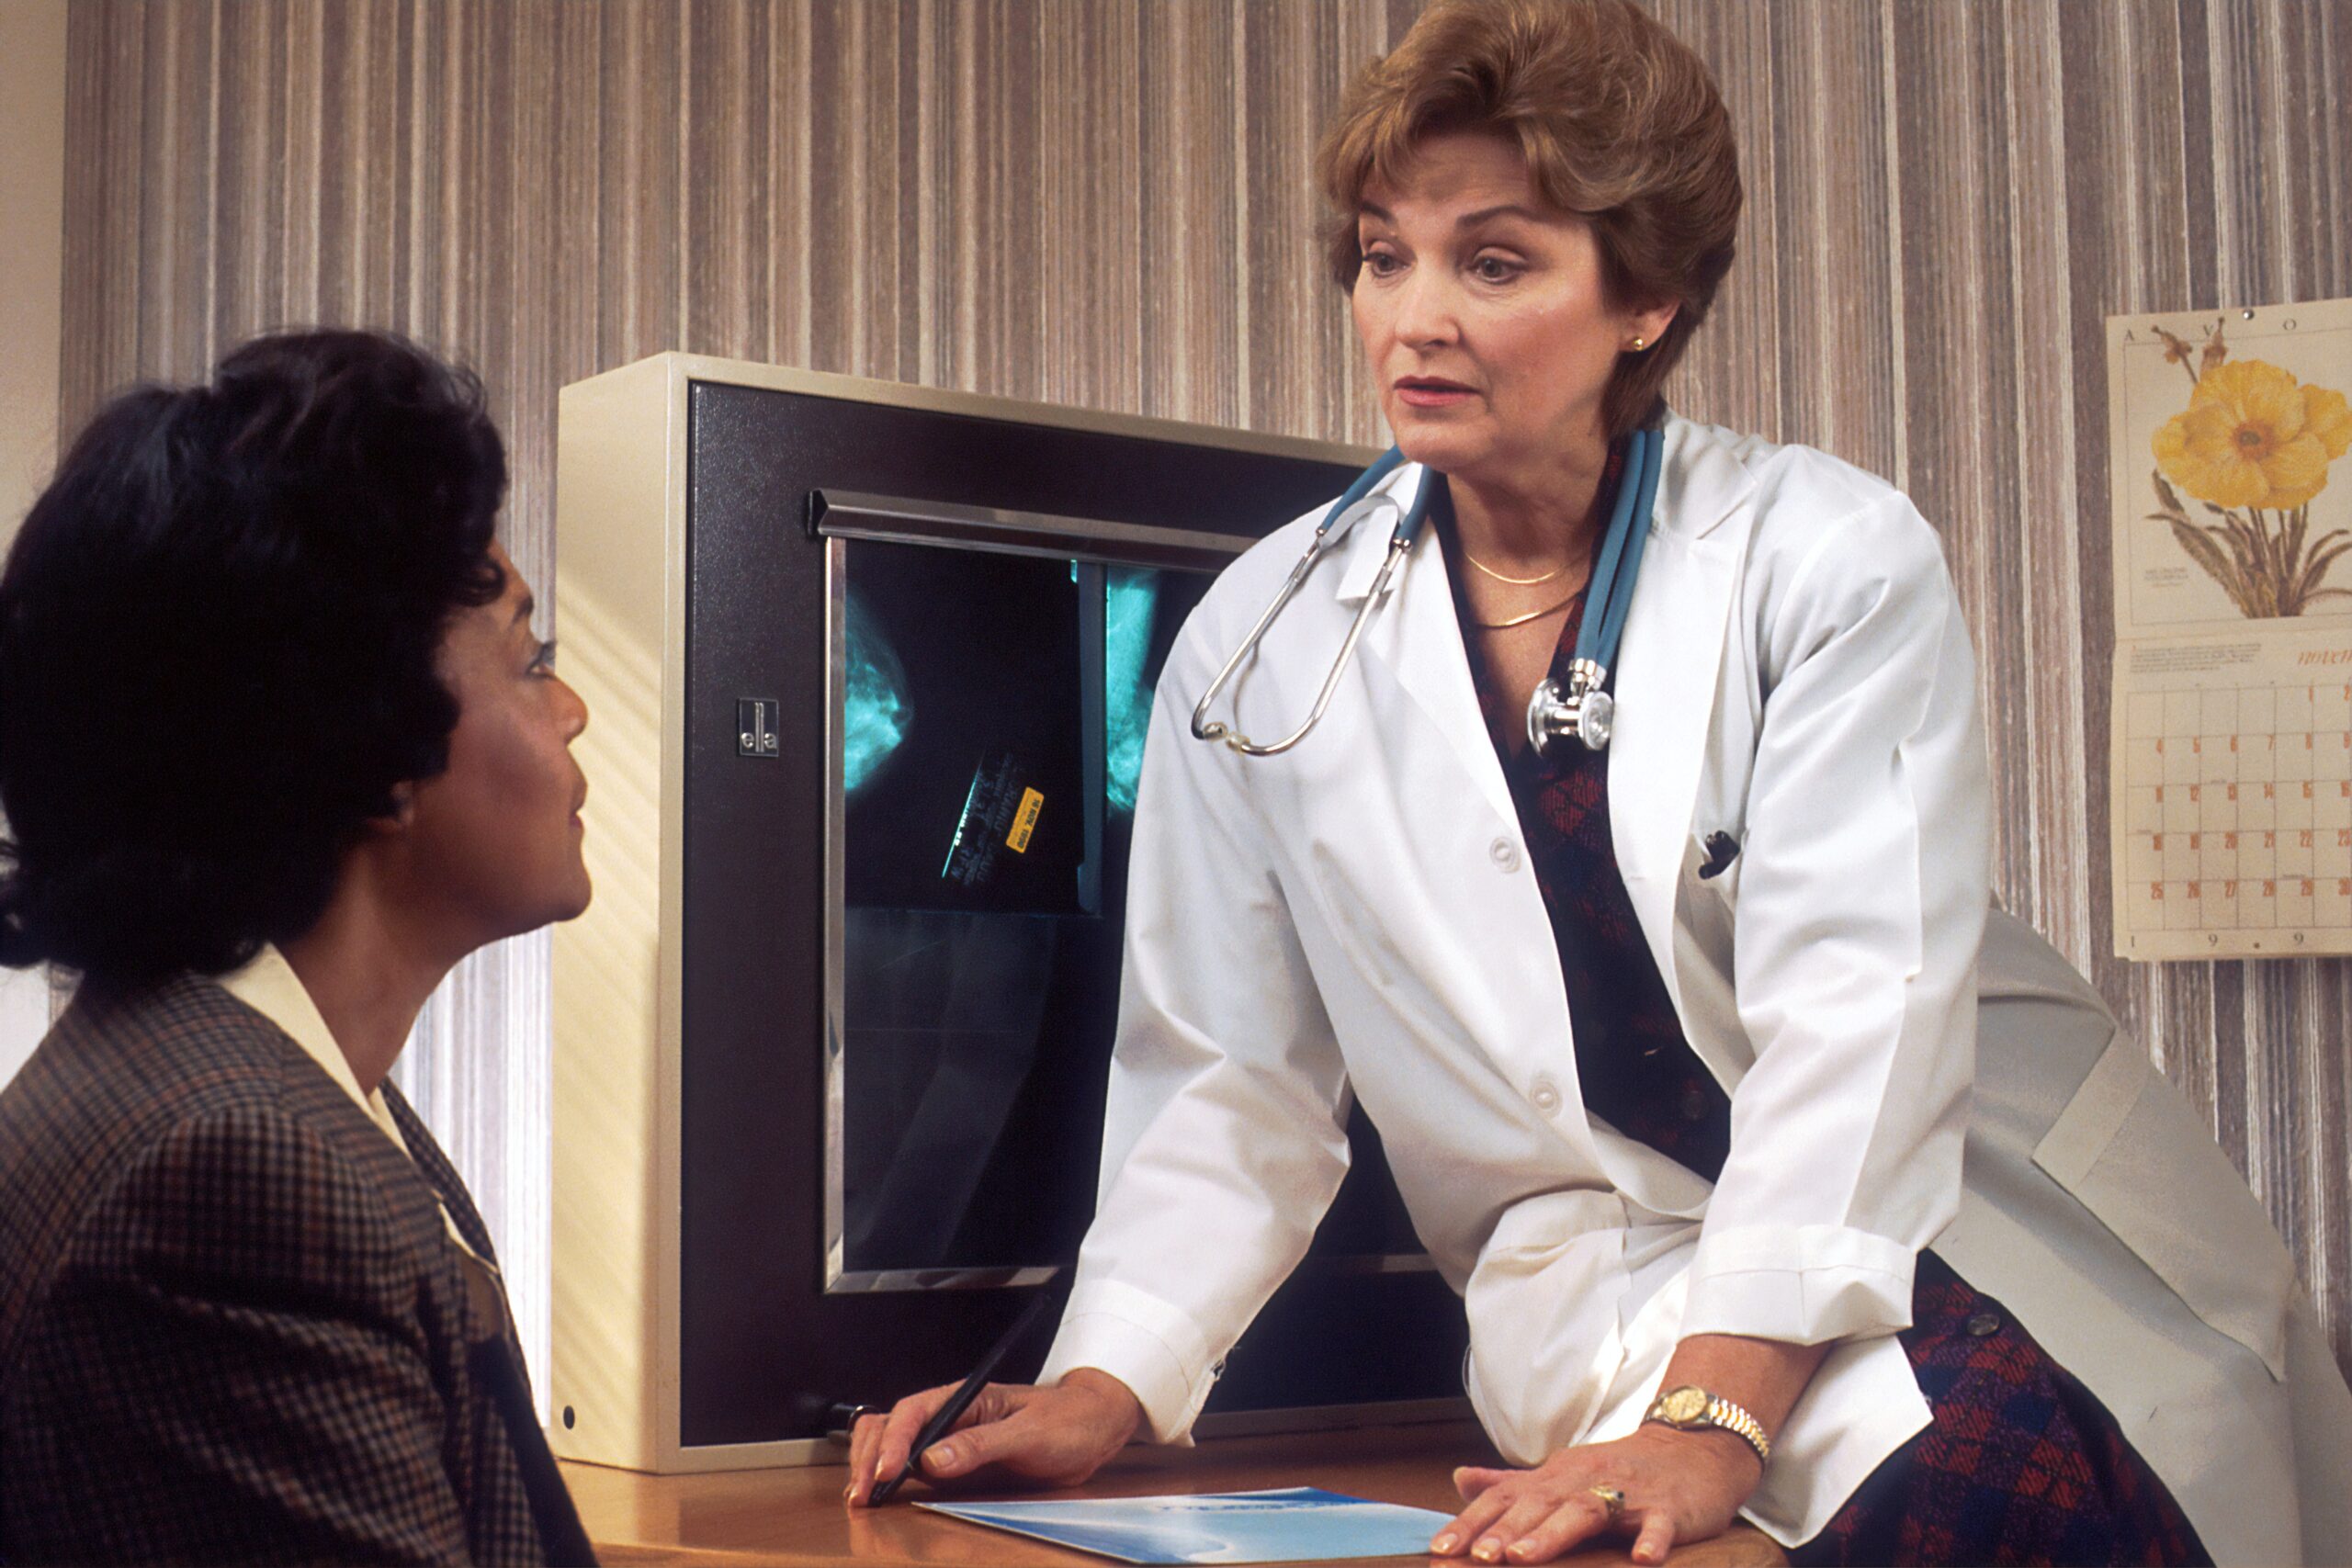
[1393,375,1476,409]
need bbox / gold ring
[1589,1484,1626,1522]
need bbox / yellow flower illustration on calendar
[2148,324,2352,617]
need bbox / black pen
[868,1290,1057,1506]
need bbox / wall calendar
[2108,296,2352,958]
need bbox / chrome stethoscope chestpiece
[1526,661,1612,754]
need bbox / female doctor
[850,2,2352,1562]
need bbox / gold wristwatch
[1643,1384,1771,1467]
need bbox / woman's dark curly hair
[0,330,506,984]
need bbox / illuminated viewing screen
[832,536,1420,1285]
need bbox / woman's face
[398,543,592,952]
[1351,130,1675,484]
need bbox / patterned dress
[1439,466,2209,1567]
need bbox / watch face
[1657,1385,1710,1424]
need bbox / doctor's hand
[844,1368,1144,1506]
[1430,1425,1761,1565]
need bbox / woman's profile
[0,330,597,1565]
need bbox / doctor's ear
[1623,299,1681,355]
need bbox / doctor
[850,2,2352,1562]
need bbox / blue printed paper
[917,1486,1453,1564]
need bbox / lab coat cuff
[1035,1279,1218,1445]
[1679,1224,1917,1346]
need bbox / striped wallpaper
[56,0,2352,1393]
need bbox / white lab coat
[1037,414,2352,1559]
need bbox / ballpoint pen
[867,1290,1057,1506]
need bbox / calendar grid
[2117,679,2352,954]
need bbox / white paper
[918,1486,1455,1564]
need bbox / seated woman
[0,331,597,1565]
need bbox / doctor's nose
[1389,266,1461,349]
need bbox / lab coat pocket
[1673,834,1739,1026]
[2031,1029,2294,1379]
[1462,1190,1633,1464]
[1681,832,1739,903]
[1694,829,1742,886]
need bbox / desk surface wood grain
[560,1421,1786,1568]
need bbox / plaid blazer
[0,974,594,1565]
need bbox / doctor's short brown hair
[1317,0,1741,441]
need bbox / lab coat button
[1529,1077,1561,1114]
[1489,837,1521,872]
[1966,1312,2003,1338]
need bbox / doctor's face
[1351,131,1668,483]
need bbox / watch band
[1643,1383,1772,1467]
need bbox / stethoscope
[1191,425,1663,759]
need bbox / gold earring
[1629,336,1648,352]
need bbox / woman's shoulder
[1672,415,1928,534]
[1215,503,1331,598]
[4,978,283,1166]
[0,977,443,1318]
[1181,467,1416,649]
[9,976,335,1134]
[1668,416,1951,595]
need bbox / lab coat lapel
[1337,465,1520,831]
[1608,420,1752,1013]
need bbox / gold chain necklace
[1473,585,1585,630]
[1461,547,1567,586]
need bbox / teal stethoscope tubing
[1577,424,1660,696]
[1189,428,1660,758]
[1532,423,1663,751]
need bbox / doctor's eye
[1359,246,1404,279]
[1468,253,1524,285]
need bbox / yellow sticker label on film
[1006,787,1044,852]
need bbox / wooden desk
[561,1421,1787,1568]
